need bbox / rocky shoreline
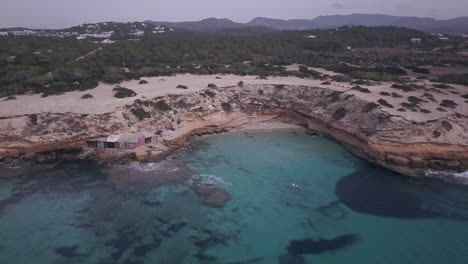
[1,83,467,184]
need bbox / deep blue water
[1,132,468,264]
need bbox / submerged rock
[287,234,359,255]
[195,184,230,208]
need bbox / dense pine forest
[1,26,467,97]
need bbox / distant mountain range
[146,14,468,35]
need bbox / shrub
[221,102,233,113]
[3,96,16,101]
[352,79,373,85]
[332,107,347,120]
[440,100,457,108]
[177,85,188,89]
[378,99,394,108]
[321,81,332,85]
[351,86,371,93]
[275,84,285,90]
[138,80,148,84]
[327,91,343,103]
[204,90,216,98]
[397,108,406,112]
[433,83,452,89]
[380,92,390,96]
[131,108,150,121]
[400,102,419,111]
[362,102,379,112]
[207,84,217,89]
[436,74,468,86]
[441,121,453,131]
[433,131,441,138]
[81,94,93,99]
[437,107,447,112]
[461,94,468,99]
[408,96,427,105]
[391,83,414,92]
[411,66,430,74]
[238,81,244,87]
[113,87,136,98]
[258,90,264,95]
[155,100,172,111]
[332,74,353,82]
[391,92,403,98]
[420,109,431,113]
[384,66,407,76]
[29,114,38,125]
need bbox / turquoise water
[1,132,468,263]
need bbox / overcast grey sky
[2,0,468,29]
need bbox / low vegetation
[332,107,347,120]
[351,86,371,93]
[436,74,468,86]
[440,99,458,108]
[204,90,216,98]
[391,83,418,92]
[81,93,93,99]
[407,96,427,105]
[221,102,233,113]
[131,107,151,121]
[29,114,38,125]
[155,100,172,111]
[0,26,465,98]
[176,85,188,89]
[441,121,453,131]
[327,91,343,103]
[378,99,394,108]
[362,102,379,112]
[113,87,136,98]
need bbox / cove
[0,132,468,264]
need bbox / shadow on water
[336,162,468,220]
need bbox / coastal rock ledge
[0,84,467,183]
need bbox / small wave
[194,174,232,187]
[454,171,468,180]
[120,162,163,172]
[425,170,468,185]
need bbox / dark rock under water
[336,163,468,220]
[287,234,359,255]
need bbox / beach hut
[86,132,157,149]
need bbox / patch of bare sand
[0,74,327,117]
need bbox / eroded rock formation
[0,84,467,182]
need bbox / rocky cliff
[1,84,467,183]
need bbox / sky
[1,0,468,29]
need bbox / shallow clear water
[1,132,468,264]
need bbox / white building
[130,30,145,37]
[307,35,317,39]
[101,39,115,44]
[411,38,422,43]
